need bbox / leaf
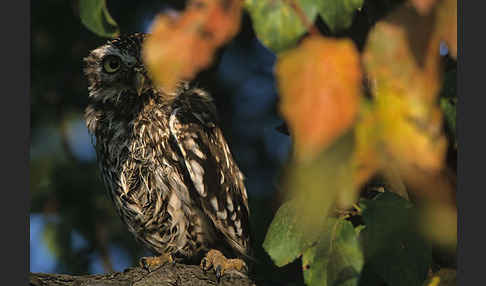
[276,35,362,161]
[363,6,447,173]
[360,192,432,286]
[244,0,319,53]
[302,218,364,286]
[353,98,380,187]
[79,0,119,38]
[318,0,363,32]
[262,200,325,267]
[263,132,356,266]
[143,0,242,92]
[289,131,356,221]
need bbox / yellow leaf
[363,6,447,175]
[276,35,362,161]
[353,99,380,187]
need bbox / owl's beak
[134,72,145,96]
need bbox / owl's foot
[139,253,174,272]
[200,249,247,280]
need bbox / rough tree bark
[30,263,257,286]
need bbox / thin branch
[30,263,257,286]
[283,0,320,36]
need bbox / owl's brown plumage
[83,33,251,268]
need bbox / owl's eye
[103,56,121,73]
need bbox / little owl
[83,33,251,278]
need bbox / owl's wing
[168,94,251,257]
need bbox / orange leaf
[143,0,242,92]
[276,36,362,161]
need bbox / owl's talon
[139,254,173,272]
[200,249,247,280]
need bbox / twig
[283,0,320,36]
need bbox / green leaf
[318,0,363,32]
[263,132,355,267]
[360,192,432,286]
[244,0,319,53]
[302,218,364,286]
[262,200,324,266]
[79,0,119,38]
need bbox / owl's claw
[200,249,247,280]
[139,253,173,272]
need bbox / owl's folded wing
[167,96,251,258]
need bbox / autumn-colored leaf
[363,6,447,174]
[276,35,361,161]
[353,98,380,188]
[143,0,242,92]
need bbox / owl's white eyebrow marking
[92,46,137,66]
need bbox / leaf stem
[283,0,320,36]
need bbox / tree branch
[30,263,257,286]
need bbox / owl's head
[84,33,154,105]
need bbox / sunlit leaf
[276,35,361,161]
[360,192,432,286]
[79,0,119,38]
[244,0,319,53]
[302,218,364,286]
[318,0,363,32]
[143,0,242,92]
[363,6,447,174]
[353,98,380,188]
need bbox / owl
[83,33,251,278]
